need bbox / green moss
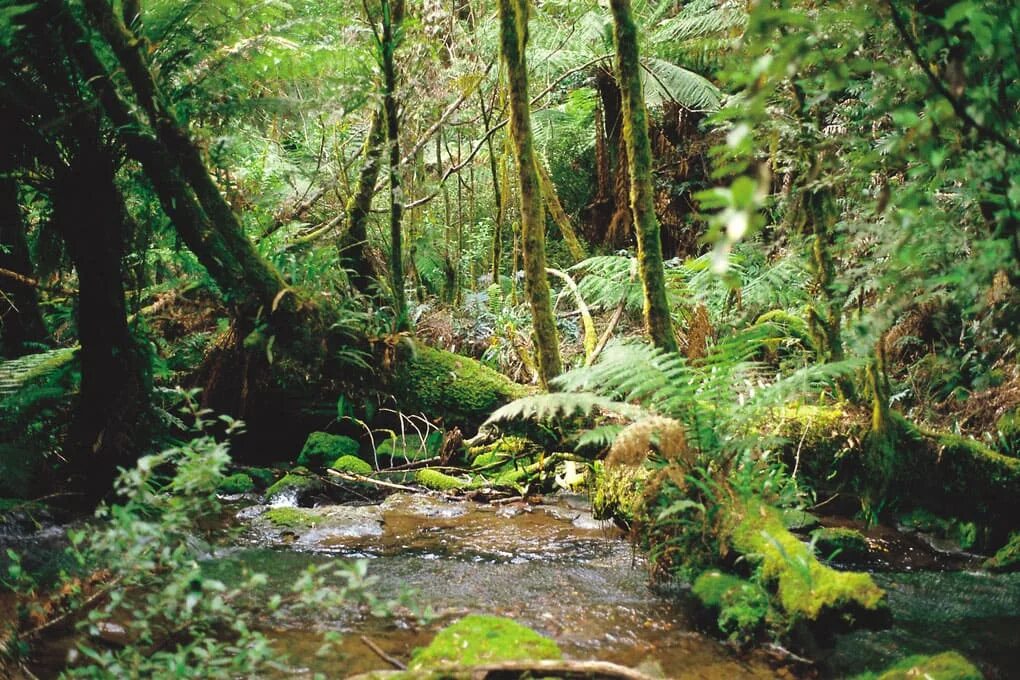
[898,508,979,551]
[409,615,562,670]
[469,436,533,467]
[994,408,1019,456]
[852,652,983,680]
[812,527,870,560]
[392,341,528,427]
[692,570,772,642]
[265,468,324,503]
[246,467,277,489]
[263,507,319,529]
[331,455,373,475]
[591,461,647,522]
[296,432,360,468]
[781,508,820,531]
[217,473,255,495]
[728,498,886,622]
[984,532,1020,572]
[414,468,470,491]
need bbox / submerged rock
[264,467,324,506]
[408,614,562,670]
[258,505,383,544]
[852,651,983,680]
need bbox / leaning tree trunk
[0,178,47,358]
[609,0,678,352]
[498,0,562,388]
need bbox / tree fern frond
[0,347,77,398]
[483,392,642,428]
[651,3,746,44]
[641,57,721,111]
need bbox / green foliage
[983,532,1020,572]
[408,614,562,670]
[692,570,772,643]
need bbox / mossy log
[390,340,529,430]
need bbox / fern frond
[641,57,721,111]
[483,392,642,428]
[651,3,746,44]
[0,347,77,398]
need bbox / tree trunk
[0,178,47,358]
[381,0,409,329]
[498,0,563,388]
[479,85,505,283]
[609,0,678,352]
[52,136,150,495]
[536,158,586,263]
[341,108,386,294]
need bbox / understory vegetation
[1,0,1017,678]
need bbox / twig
[359,635,406,670]
[0,267,38,288]
[327,469,419,492]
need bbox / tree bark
[498,0,562,388]
[341,108,386,294]
[609,0,678,352]
[0,178,47,358]
[381,0,409,329]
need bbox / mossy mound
[217,473,255,495]
[728,498,887,624]
[591,461,647,522]
[262,507,319,529]
[692,570,772,642]
[853,651,982,680]
[296,432,360,468]
[812,527,870,560]
[264,468,324,505]
[246,467,277,489]
[408,615,562,670]
[331,455,373,475]
[984,532,1020,572]
[391,341,528,429]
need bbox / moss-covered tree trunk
[609,0,678,353]
[479,84,506,282]
[536,158,586,263]
[498,0,563,388]
[381,0,408,330]
[341,108,385,294]
[0,178,47,358]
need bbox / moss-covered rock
[296,432,360,468]
[217,473,255,495]
[408,615,562,671]
[727,498,887,624]
[984,532,1020,572]
[692,570,772,642]
[246,467,277,489]
[262,506,319,529]
[264,467,324,505]
[331,455,373,475]
[852,651,982,680]
[591,461,647,522]
[391,341,528,428]
[812,527,870,560]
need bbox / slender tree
[341,108,386,294]
[498,0,562,387]
[608,0,678,352]
[379,0,408,329]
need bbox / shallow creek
[214,492,790,678]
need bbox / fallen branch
[0,267,39,288]
[327,469,419,493]
[359,635,406,670]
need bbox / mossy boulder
[217,473,255,495]
[984,532,1020,572]
[391,341,528,429]
[812,527,870,560]
[331,455,373,475]
[262,506,319,529]
[852,651,982,680]
[591,461,648,523]
[408,615,562,671]
[264,467,324,505]
[296,432,360,469]
[727,498,887,626]
[246,467,277,489]
[692,570,772,642]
